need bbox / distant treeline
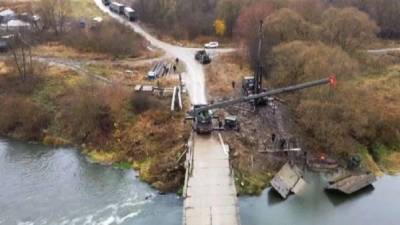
[130,0,400,40]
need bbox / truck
[124,7,136,21]
[110,2,125,14]
[195,50,211,64]
[190,105,214,134]
[188,76,336,134]
[102,0,111,6]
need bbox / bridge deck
[183,134,240,225]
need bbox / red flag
[329,75,337,88]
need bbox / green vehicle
[195,50,211,64]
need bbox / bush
[320,7,378,51]
[62,20,142,57]
[269,41,400,156]
[264,8,317,44]
[58,82,114,144]
[0,96,50,140]
[130,93,160,114]
[270,41,358,86]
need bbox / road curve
[94,0,232,104]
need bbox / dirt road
[367,47,400,54]
[93,0,233,104]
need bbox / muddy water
[1,138,399,225]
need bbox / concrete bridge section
[183,134,240,225]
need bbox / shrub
[270,41,358,86]
[320,7,379,51]
[58,82,114,144]
[63,20,142,57]
[0,96,50,140]
[130,93,160,114]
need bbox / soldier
[218,119,223,129]
[280,139,286,150]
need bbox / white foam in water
[54,195,149,225]
[17,222,34,225]
[116,210,141,224]
[98,216,116,225]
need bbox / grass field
[70,0,105,19]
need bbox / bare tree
[36,0,71,35]
[9,33,33,80]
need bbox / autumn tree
[216,0,244,36]
[234,1,275,42]
[234,1,276,72]
[320,7,378,51]
[9,33,33,80]
[288,0,327,23]
[269,41,361,155]
[214,19,226,36]
[362,0,400,38]
[264,8,316,44]
[270,41,358,87]
[36,0,71,35]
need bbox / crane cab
[242,76,255,96]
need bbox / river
[1,138,399,225]
[0,139,182,225]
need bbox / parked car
[102,0,111,6]
[204,41,219,49]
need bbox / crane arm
[194,76,336,115]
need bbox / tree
[36,0,71,35]
[216,0,244,36]
[9,33,33,80]
[214,19,226,36]
[270,41,358,86]
[320,7,378,51]
[288,0,327,23]
[264,8,316,44]
[234,1,275,42]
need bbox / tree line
[130,0,400,40]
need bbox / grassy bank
[0,60,190,192]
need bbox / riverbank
[205,52,400,195]
[0,58,191,193]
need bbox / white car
[204,42,219,49]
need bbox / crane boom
[254,20,264,95]
[194,76,335,115]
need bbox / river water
[0,139,182,225]
[1,138,399,225]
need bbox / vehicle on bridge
[187,105,215,134]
